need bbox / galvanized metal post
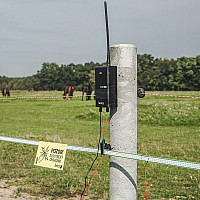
[109,44,137,200]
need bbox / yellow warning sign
[34,141,67,170]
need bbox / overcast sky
[0,0,200,77]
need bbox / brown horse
[2,88,10,96]
[82,86,92,101]
[63,86,74,99]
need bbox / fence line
[1,136,199,170]
[0,93,199,100]
[145,93,200,99]
[0,95,96,100]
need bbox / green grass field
[0,91,200,199]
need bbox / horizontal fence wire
[145,93,200,99]
[0,95,95,100]
[1,136,200,170]
[0,93,200,100]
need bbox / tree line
[1,55,200,92]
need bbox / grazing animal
[63,86,74,99]
[82,85,92,101]
[2,88,10,96]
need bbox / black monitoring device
[95,65,117,108]
[95,1,117,108]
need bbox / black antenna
[104,1,111,67]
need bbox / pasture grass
[0,91,200,199]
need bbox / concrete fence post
[109,44,137,200]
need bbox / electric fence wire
[0,93,199,100]
[81,112,108,200]
[0,136,200,170]
[144,93,200,99]
[0,95,96,100]
[80,108,102,199]
[144,164,148,200]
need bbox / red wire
[144,165,148,200]
[82,112,109,200]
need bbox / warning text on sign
[34,141,67,170]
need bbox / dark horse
[82,86,92,101]
[63,86,74,99]
[2,88,10,96]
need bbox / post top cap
[111,44,136,48]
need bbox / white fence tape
[0,95,95,100]
[145,93,200,99]
[1,136,199,170]
[1,93,200,100]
